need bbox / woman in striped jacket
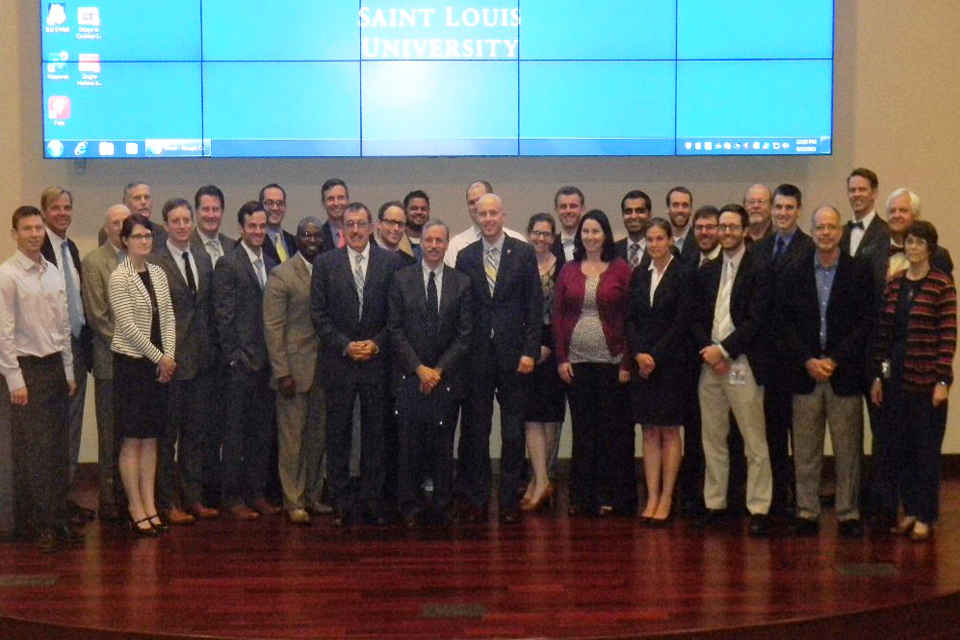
[108,214,176,536]
[871,220,957,541]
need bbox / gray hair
[422,219,449,239]
[297,216,323,234]
[887,188,922,218]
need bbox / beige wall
[2,0,959,460]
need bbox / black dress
[627,259,689,426]
[113,270,169,439]
[524,259,566,422]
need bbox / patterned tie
[61,241,83,337]
[485,246,499,296]
[425,270,439,351]
[712,260,736,343]
[354,253,365,320]
[183,251,197,295]
[207,239,223,266]
[629,243,641,268]
[274,232,289,262]
[254,257,265,289]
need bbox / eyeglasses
[694,224,718,232]
[297,231,323,239]
[529,230,554,239]
[745,199,769,206]
[262,199,286,208]
[379,219,404,228]
[343,220,369,229]
[718,224,742,232]
[129,233,153,241]
[813,224,840,233]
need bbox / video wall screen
[40,1,834,158]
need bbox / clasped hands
[699,344,730,375]
[346,340,378,362]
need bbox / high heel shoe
[649,505,674,528]
[520,483,555,512]
[147,514,170,533]
[128,515,159,537]
[891,516,916,535]
[910,521,932,542]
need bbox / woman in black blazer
[627,218,690,526]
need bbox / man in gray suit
[80,203,130,522]
[191,185,235,267]
[264,217,327,524]
[153,198,220,524]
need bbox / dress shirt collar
[647,254,673,274]
[45,226,69,255]
[776,228,798,245]
[422,260,443,280]
[701,245,721,263]
[723,244,747,270]
[855,210,877,228]
[167,239,191,259]
[346,242,371,263]
[298,252,314,274]
[814,251,838,272]
[481,234,505,254]
[240,240,263,265]
[12,249,46,273]
[198,228,221,243]
[672,223,691,242]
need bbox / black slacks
[325,382,385,516]
[763,365,794,514]
[221,366,274,508]
[567,363,636,514]
[397,399,458,517]
[159,371,212,509]
[11,354,70,533]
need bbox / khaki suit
[80,241,122,511]
[264,255,325,511]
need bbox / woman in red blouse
[553,210,635,516]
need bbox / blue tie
[61,241,83,337]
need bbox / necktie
[182,251,197,295]
[274,232,289,262]
[889,244,904,255]
[851,221,865,230]
[61,241,83,338]
[712,260,736,343]
[253,257,265,289]
[773,235,785,260]
[354,253,365,320]
[628,243,641,268]
[207,239,223,266]
[485,246,499,296]
[426,270,439,342]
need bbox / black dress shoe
[792,517,820,536]
[56,524,85,545]
[499,507,520,524]
[839,519,864,538]
[748,514,771,537]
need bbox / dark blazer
[189,229,236,257]
[310,244,402,388]
[614,238,680,271]
[692,247,771,384]
[40,231,93,370]
[371,235,417,266]
[549,236,570,265]
[213,243,277,373]
[388,263,473,398]
[319,221,341,254]
[627,258,691,368]
[152,243,217,380]
[675,226,700,270]
[840,214,890,258]
[781,248,875,395]
[261,228,297,265]
[862,237,953,317]
[455,236,542,371]
[752,228,816,358]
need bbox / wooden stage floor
[2,480,960,640]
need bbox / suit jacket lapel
[493,239,516,300]
[159,247,188,290]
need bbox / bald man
[80,204,131,521]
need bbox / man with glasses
[311,203,402,526]
[372,201,416,265]
[259,184,297,265]
[743,184,774,245]
[692,203,773,536]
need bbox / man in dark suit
[455,193,542,523]
[98,181,167,247]
[744,184,774,246]
[667,186,699,271]
[551,186,584,262]
[613,190,652,268]
[372,201,417,265]
[692,203,773,536]
[39,186,94,524]
[840,168,889,258]
[388,220,472,527]
[213,201,280,520]
[311,202,402,525]
[259,183,297,265]
[191,185,236,267]
[750,184,816,516]
[781,206,874,538]
[153,198,220,524]
[319,178,350,253]
[859,188,952,522]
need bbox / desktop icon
[752,142,760,150]
[694,142,702,150]
[704,142,712,151]
[46,3,67,26]
[125,142,139,155]
[772,142,781,150]
[78,53,100,73]
[723,142,731,150]
[685,142,692,150]
[78,7,100,26]
[74,141,88,156]
[48,95,71,119]
[47,140,65,157]
[98,142,114,156]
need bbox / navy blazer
[752,228,816,359]
[692,247,771,384]
[626,258,691,369]
[40,231,93,370]
[213,243,277,373]
[780,248,875,395]
[310,244,402,388]
[261,228,298,265]
[388,263,473,399]
[455,236,542,371]
[152,243,217,380]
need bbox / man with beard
[667,186,698,270]
[403,190,430,261]
[372,201,416,264]
[743,184,773,245]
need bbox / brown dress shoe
[250,498,281,515]
[165,507,196,525]
[228,504,260,520]
[186,503,220,520]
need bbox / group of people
[0,168,954,552]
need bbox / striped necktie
[354,253,365,320]
[485,246,499,296]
